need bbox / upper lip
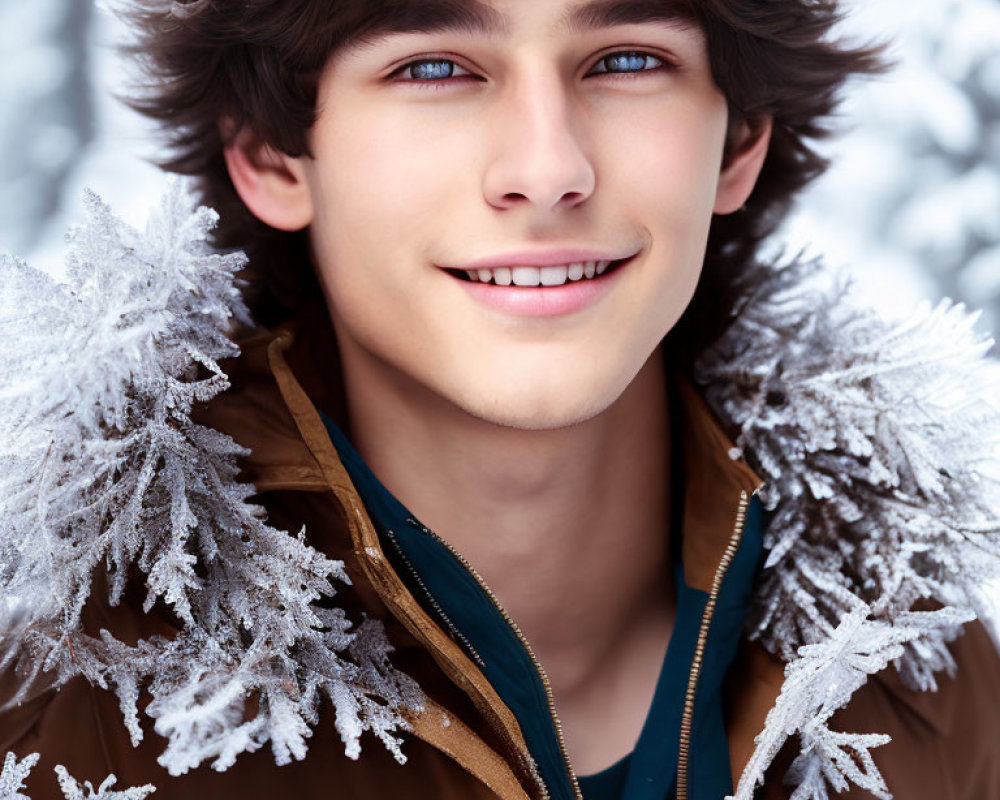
[455,248,638,270]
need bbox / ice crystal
[0,186,422,775]
[0,755,153,800]
[0,752,38,800]
[731,606,973,800]
[785,729,891,800]
[54,767,155,800]
[704,259,1000,799]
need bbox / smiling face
[225,0,771,431]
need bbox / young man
[3,1,1000,799]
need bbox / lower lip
[452,257,634,318]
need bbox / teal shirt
[321,413,763,800]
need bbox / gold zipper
[408,518,582,800]
[383,527,489,671]
[675,490,751,800]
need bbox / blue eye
[393,50,666,86]
[590,51,665,75]
[398,59,472,82]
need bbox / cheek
[607,99,726,303]
[306,105,486,295]
[612,103,727,230]
[585,101,728,355]
[305,125,424,299]
[313,102,476,222]
[302,105,479,372]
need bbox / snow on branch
[698,258,1000,668]
[0,752,38,800]
[702,258,1000,799]
[0,752,154,800]
[0,186,422,775]
[730,606,974,800]
[54,767,155,800]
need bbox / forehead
[347,0,701,47]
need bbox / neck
[337,343,675,699]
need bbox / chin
[456,380,625,432]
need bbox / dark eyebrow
[346,0,699,54]
[564,0,700,33]
[349,0,508,47]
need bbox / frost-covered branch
[0,752,154,800]
[0,752,38,800]
[54,767,155,800]
[0,187,421,774]
[698,259,1000,663]
[704,259,1000,800]
[731,607,972,800]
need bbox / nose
[482,75,596,213]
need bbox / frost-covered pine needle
[1,754,154,800]
[0,752,38,800]
[702,259,1000,799]
[54,767,155,800]
[0,186,422,776]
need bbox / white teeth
[467,259,617,285]
[512,266,541,286]
[540,265,569,286]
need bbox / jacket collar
[210,285,974,799]
[198,298,768,795]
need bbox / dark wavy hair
[124,0,885,352]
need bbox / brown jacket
[3,308,1000,800]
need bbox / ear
[223,125,315,231]
[713,116,773,215]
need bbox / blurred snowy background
[0,0,170,272]
[2,0,999,330]
[777,0,1000,335]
